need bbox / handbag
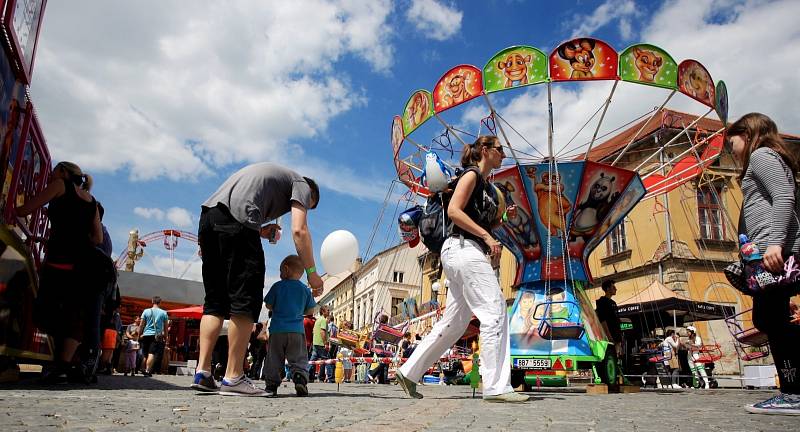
[725,255,800,296]
[726,181,800,295]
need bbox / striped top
[740,147,800,254]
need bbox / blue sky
[28,0,800,283]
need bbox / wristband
[305,266,316,276]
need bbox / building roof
[581,108,800,162]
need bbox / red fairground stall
[0,0,52,364]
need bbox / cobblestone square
[0,375,797,431]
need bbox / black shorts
[140,335,165,356]
[199,205,265,322]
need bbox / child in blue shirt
[263,255,317,396]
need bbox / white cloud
[641,0,800,132]
[406,0,463,41]
[166,207,194,228]
[568,0,638,40]
[134,206,194,228]
[134,207,165,220]
[31,1,394,191]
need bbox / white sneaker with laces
[219,375,268,397]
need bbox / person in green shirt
[309,306,330,382]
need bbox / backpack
[418,167,491,255]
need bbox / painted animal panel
[495,180,541,260]
[558,39,596,79]
[527,167,571,236]
[497,53,531,88]
[678,60,715,107]
[633,47,662,82]
[569,172,619,243]
[407,92,428,128]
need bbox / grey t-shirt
[202,163,315,230]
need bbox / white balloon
[320,230,359,275]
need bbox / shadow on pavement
[0,374,189,391]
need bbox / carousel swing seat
[724,310,769,347]
[373,324,404,344]
[724,309,771,361]
[335,329,361,348]
[693,344,722,364]
[534,301,585,340]
[735,327,769,347]
[739,349,769,362]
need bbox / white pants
[399,237,513,396]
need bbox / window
[698,185,725,240]
[393,271,404,283]
[607,221,627,255]
[391,297,404,316]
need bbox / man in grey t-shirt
[191,163,323,397]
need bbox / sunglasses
[491,145,505,154]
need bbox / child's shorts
[102,329,118,350]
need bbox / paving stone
[1,375,798,431]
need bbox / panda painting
[569,172,619,243]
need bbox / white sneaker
[483,391,530,403]
[219,375,268,397]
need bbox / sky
[28,0,800,285]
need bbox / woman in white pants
[395,136,529,403]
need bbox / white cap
[686,325,696,332]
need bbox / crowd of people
[16,112,800,414]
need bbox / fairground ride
[385,36,741,388]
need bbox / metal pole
[638,126,724,177]
[547,82,554,160]
[482,94,522,165]
[611,90,676,166]
[673,309,677,329]
[660,143,673,257]
[584,80,618,160]
[434,113,469,147]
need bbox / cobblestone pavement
[0,374,797,431]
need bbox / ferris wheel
[115,228,200,280]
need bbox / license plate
[514,358,551,369]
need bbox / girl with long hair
[728,113,800,415]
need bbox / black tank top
[450,167,500,250]
[46,179,97,264]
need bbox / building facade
[318,244,427,332]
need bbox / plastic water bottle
[738,234,762,262]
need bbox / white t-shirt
[202,163,315,231]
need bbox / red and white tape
[308,357,408,365]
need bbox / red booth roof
[167,305,203,319]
